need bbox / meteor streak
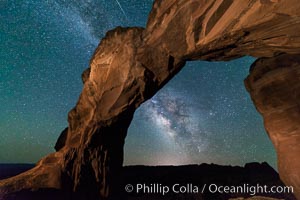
[115,0,128,19]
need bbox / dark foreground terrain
[0,163,296,200]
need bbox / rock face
[245,54,300,199]
[1,0,300,199]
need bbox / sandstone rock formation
[245,54,300,199]
[1,0,300,199]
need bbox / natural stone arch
[1,0,300,199]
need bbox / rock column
[245,54,300,199]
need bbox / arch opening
[125,57,276,168]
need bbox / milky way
[1,0,276,168]
[144,89,208,160]
[125,60,276,167]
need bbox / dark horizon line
[0,161,272,168]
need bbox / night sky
[0,0,276,168]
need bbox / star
[1,0,276,169]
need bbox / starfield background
[0,0,275,168]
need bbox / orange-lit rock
[245,54,300,199]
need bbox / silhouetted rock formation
[55,127,68,151]
[1,0,300,199]
[0,163,296,200]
